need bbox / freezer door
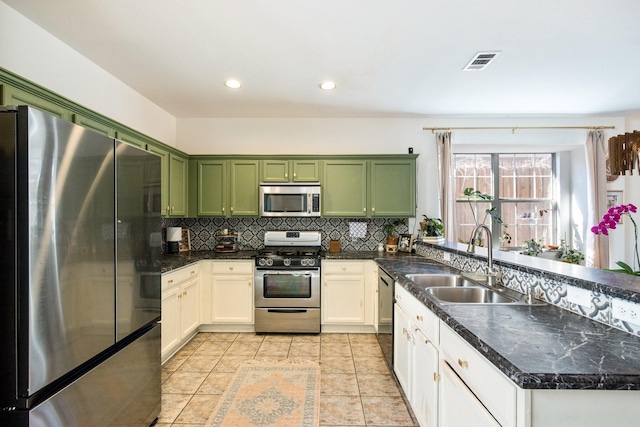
[24,108,116,396]
[115,141,161,340]
[29,324,161,427]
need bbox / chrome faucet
[466,224,499,286]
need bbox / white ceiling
[4,0,640,118]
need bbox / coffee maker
[166,227,181,254]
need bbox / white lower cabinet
[394,284,439,427]
[395,283,640,427]
[393,303,411,393]
[439,361,500,427]
[412,327,439,427]
[211,260,254,324]
[161,265,200,361]
[321,260,376,331]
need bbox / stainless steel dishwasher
[377,267,395,369]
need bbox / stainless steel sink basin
[426,287,518,304]
[405,273,475,288]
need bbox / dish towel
[349,222,367,239]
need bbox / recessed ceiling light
[224,79,242,89]
[319,81,336,91]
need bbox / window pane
[454,153,555,250]
[500,201,554,247]
[455,154,493,198]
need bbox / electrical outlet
[612,298,640,325]
[443,252,451,262]
[566,286,592,308]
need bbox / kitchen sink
[426,287,518,304]
[405,273,475,289]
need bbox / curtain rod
[423,125,616,134]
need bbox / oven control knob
[283,258,291,267]
[258,258,266,266]
[266,258,274,266]
[301,258,312,266]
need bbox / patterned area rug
[206,360,320,427]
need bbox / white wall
[178,116,626,241]
[0,2,177,146]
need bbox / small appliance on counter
[166,226,182,254]
[215,230,239,253]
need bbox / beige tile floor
[157,332,417,427]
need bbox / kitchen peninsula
[162,239,640,426]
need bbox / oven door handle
[267,309,309,314]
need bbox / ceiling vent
[463,51,502,71]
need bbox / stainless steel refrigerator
[0,106,162,426]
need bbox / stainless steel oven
[254,231,322,333]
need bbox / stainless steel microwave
[259,184,321,217]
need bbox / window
[454,153,556,248]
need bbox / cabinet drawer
[162,264,200,291]
[211,260,253,275]
[395,284,439,344]
[441,323,516,427]
[322,261,365,275]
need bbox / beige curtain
[585,130,609,268]
[436,131,457,243]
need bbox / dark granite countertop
[161,250,257,273]
[161,250,640,390]
[376,257,640,391]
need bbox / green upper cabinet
[1,84,70,120]
[369,159,416,217]
[147,144,188,217]
[261,159,289,182]
[260,159,320,182]
[230,160,259,216]
[322,160,368,217]
[147,144,169,215]
[72,113,116,137]
[293,160,320,182]
[322,156,416,218]
[190,158,258,217]
[168,153,188,216]
[193,159,227,216]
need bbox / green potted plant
[420,215,444,242]
[383,219,405,246]
[463,187,503,246]
[558,239,585,265]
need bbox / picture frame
[607,190,624,223]
[179,229,191,252]
[398,233,414,253]
[607,190,623,208]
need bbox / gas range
[255,246,322,268]
[255,231,323,268]
[254,230,322,333]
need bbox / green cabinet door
[168,153,188,216]
[147,144,169,216]
[322,160,367,217]
[72,113,116,137]
[261,159,289,182]
[230,160,259,216]
[196,160,227,216]
[1,84,70,120]
[370,159,416,217]
[292,160,319,182]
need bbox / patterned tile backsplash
[161,217,409,252]
[415,242,640,337]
